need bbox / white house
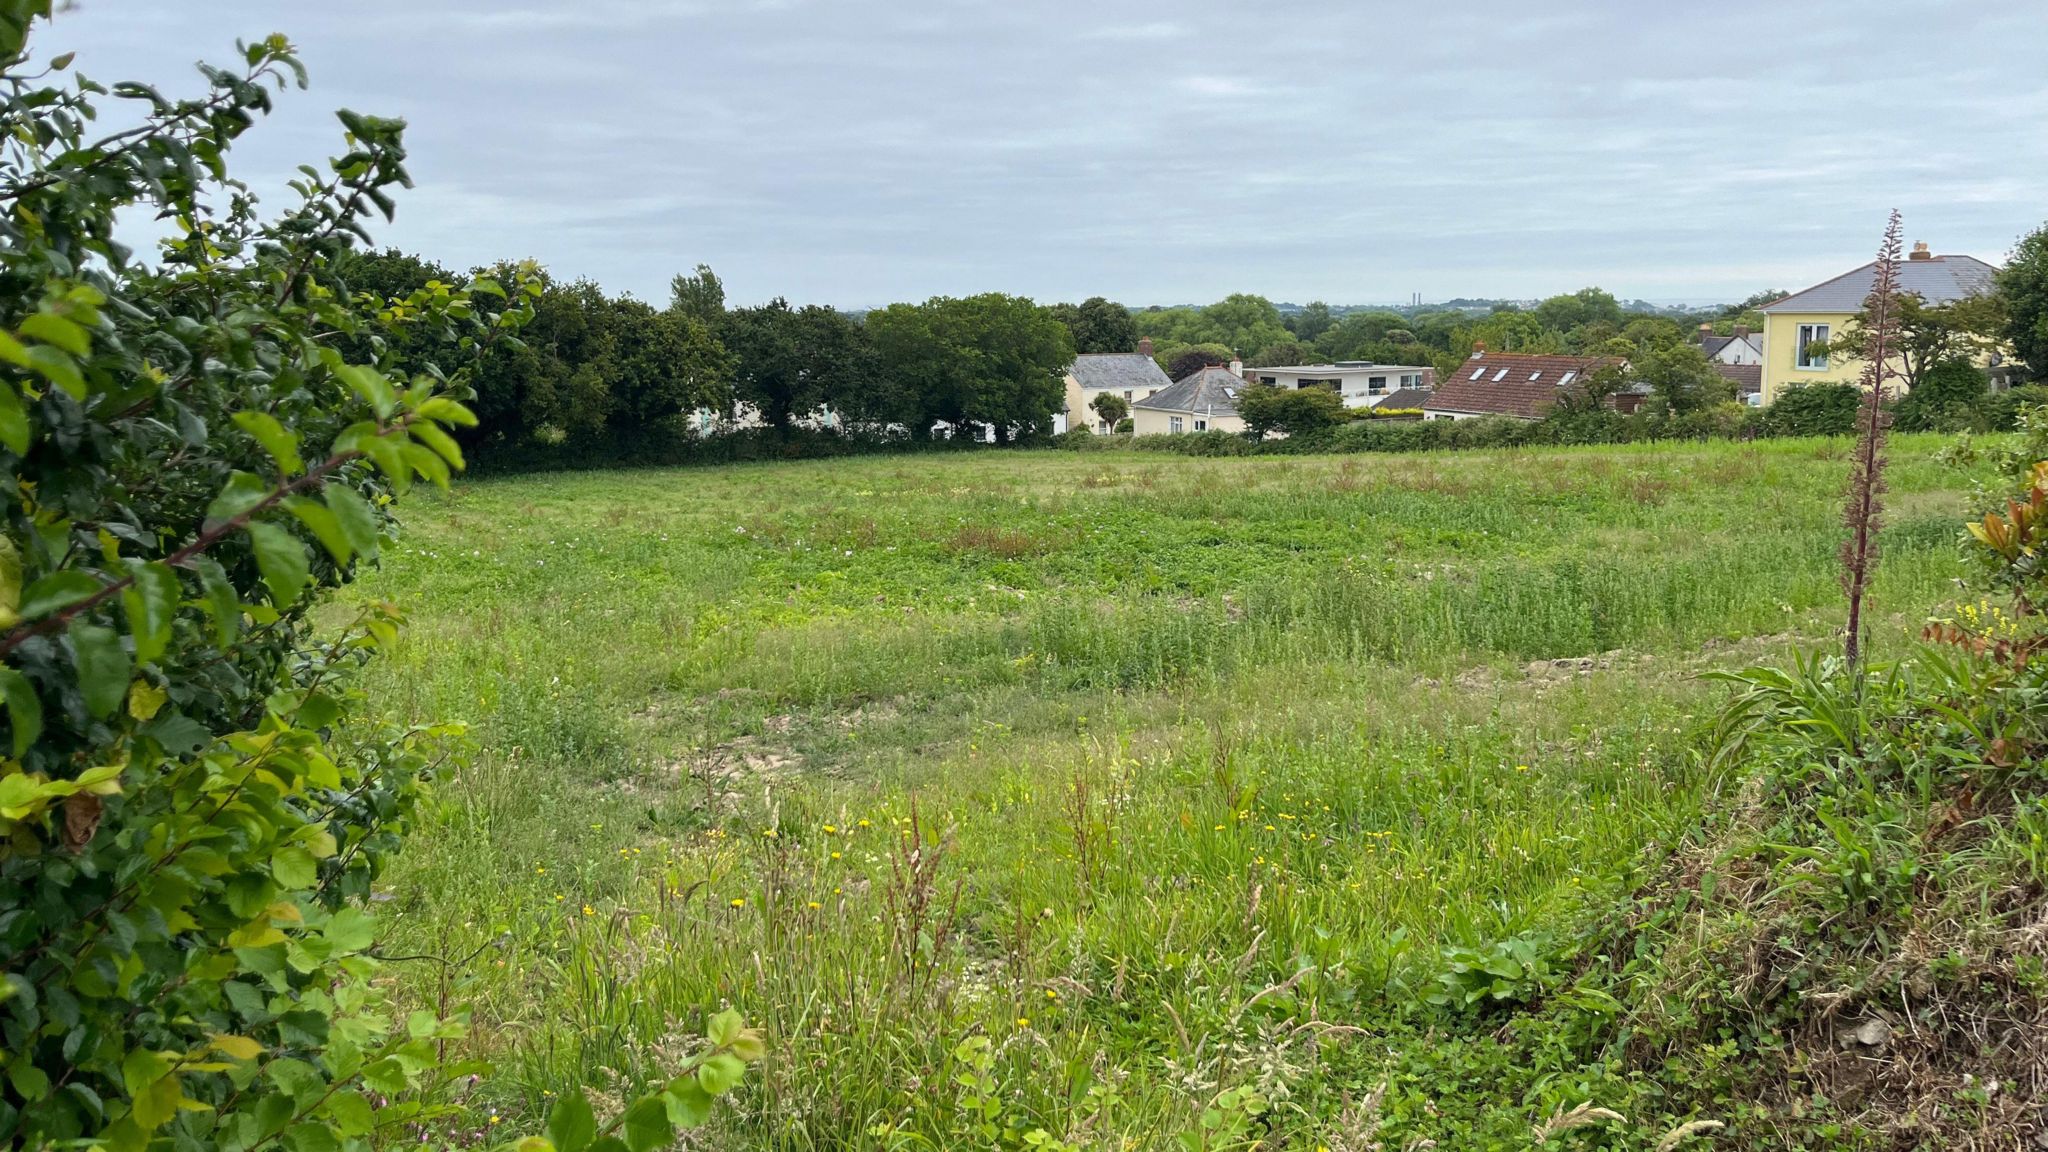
[1247,362,1433,409]
[1696,324,1764,366]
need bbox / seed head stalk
[1841,210,1903,669]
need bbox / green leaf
[705,1008,742,1048]
[20,570,103,619]
[323,1090,375,1138]
[401,441,449,489]
[271,845,318,889]
[194,556,241,644]
[232,410,304,475]
[546,1089,596,1152]
[119,560,179,666]
[20,312,92,358]
[24,344,84,399]
[322,485,380,561]
[0,381,29,455]
[663,1082,714,1130]
[417,396,479,427]
[621,1096,673,1152]
[409,420,465,471]
[332,363,396,419]
[205,471,274,525]
[0,536,20,626]
[8,1059,51,1101]
[0,667,43,756]
[590,1140,628,1152]
[694,1052,745,1097]
[70,622,130,719]
[323,906,374,953]
[246,521,310,606]
[284,496,352,565]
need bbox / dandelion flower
[1016,1017,1031,1028]
[729,898,746,909]
[808,901,821,910]
[581,904,594,916]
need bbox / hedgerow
[0,9,756,1152]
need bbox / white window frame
[1168,415,1184,433]
[1796,323,1830,370]
[1194,418,1207,431]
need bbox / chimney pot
[1470,340,1486,356]
[1698,322,1713,343]
[1136,336,1154,356]
[1228,358,1243,376]
[1909,242,1933,261]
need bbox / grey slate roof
[1069,352,1172,392]
[1133,366,1242,416]
[1701,332,1763,358]
[1761,255,1999,314]
[1374,386,1433,409]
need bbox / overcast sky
[43,1,2048,310]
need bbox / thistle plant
[1841,210,1904,668]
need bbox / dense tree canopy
[1051,296,1138,355]
[2001,221,2048,382]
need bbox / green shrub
[0,11,755,1151]
[1756,382,1862,437]
[1893,359,1993,432]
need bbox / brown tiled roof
[1711,362,1762,396]
[1423,353,1618,419]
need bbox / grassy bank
[345,435,1990,1148]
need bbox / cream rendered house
[1062,339,1173,433]
[1130,366,1246,436]
[1759,243,1999,405]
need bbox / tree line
[343,222,2048,469]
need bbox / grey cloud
[41,0,2048,308]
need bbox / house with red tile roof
[1422,347,1624,420]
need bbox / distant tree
[1622,316,1684,351]
[1824,292,2005,390]
[797,305,890,429]
[605,300,732,435]
[1315,309,1409,360]
[1999,221,2048,382]
[1165,344,1232,381]
[1052,296,1138,354]
[1236,384,1344,438]
[946,293,1074,442]
[331,246,456,300]
[1534,287,1623,333]
[1248,340,1310,368]
[866,301,964,438]
[868,295,1072,442]
[1892,358,1993,432]
[670,263,726,325]
[1090,392,1129,428]
[469,273,618,446]
[724,299,818,432]
[1632,343,1726,414]
[1288,300,1334,343]
[1199,293,1291,353]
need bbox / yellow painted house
[1759,243,1999,405]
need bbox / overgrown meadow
[343,436,1986,1148]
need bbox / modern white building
[1247,362,1433,408]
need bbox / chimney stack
[1733,324,1749,339]
[1909,242,1933,261]
[1470,340,1486,357]
[1698,322,1714,343]
[1136,337,1154,356]
[1228,358,1243,376]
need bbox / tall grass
[344,435,1992,1148]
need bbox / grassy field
[344,436,1987,1149]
